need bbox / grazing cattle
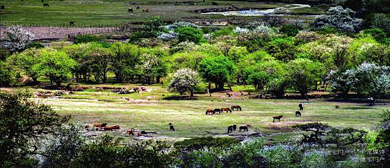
[213,108,221,114]
[104,125,120,131]
[227,125,236,133]
[273,115,283,122]
[0,5,4,9]
[69,21,74,26]
[206,108,214,115]
[142,9,149,12]
[335,105,339,109]
[169,123,175,131]
[231,105,242,111]
[221,108,232,113]
[43,3,49,7]
[128,7,133,12]
[299,103,303,111]
[239,126,248,132]
[295,111,301,117]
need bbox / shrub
[26,42,44,49]
[73,35,102,44]
[174,137,239,151]
[212,27,234,38]
[280,24,300,36]
[0,61,12,86]
[177,27,204,44]
[312,6,363,32]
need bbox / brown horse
[206,108,214,115]
[273,115,283,122]
[227,125,236,133]
[231,105,242,111]
[103,125,120,131]
[142,9,149,12]
[221,108,232,113]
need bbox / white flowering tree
[313,6,362,32]
[4,25,35,52]
[168,68,200,96]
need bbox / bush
[0,61,12,86]
[73,35,102,44]
[174,137,239,151]
[280,24,300,36]
[26,42,44,49]
[265,37,298,62]
[177,27,204,44]
[312,6,363,32]
[212,27,234,38]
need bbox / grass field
[0,0,323,27]
[13,84,388,142]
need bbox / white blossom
[4,25,35,52]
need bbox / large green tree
[110,42,140,83]
[286,58,325,97]
[33,49,76,86]
[199,56,236,91]
[0,91,69,167]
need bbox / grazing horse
[169,123,175,131]
[239,125,248,132]
[227,125,236,133]
[213,108,221,115]
[335,105,339,109]
[221,108,232,113]
[104,125,120,131]
[136,6,140,9]
[295,111,301,117]
[142,9,149,12]
[273,115,283,122]
[43,3,49,7]
[126,128,135,136]
[0,5,4,9]
[231,105,242,111]
[299,103,303,111]
[93,123,107,128]
[41,0,44,2]
[128,7,133,12]
[69,21,75,26]
[206,108,214,115]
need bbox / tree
[63,43,94,82]
[328,69,357,98]
[4,25,34,52]
[286,58,324,97]
[248,71,270,91]
[265,37,297,62]
[86,45,113,83]
[139,47,168,84]
[199,56,235,91]
[110,42,140,82]
[227,46,248,64]
[177,27,204,44]
[354,62,390,98]
[168,68,200,96]
[0,91,69,167]
[7,48,41,83]
[33,49,76,86]
[169,51,209,72]
[312,6,362,32]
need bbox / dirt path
[0,26,119,40]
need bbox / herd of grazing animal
[206,105,241,115]
[127,6,148,13]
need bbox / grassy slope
[0,0,322,27]
[24,84,388,142]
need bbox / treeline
[1,4,390,99]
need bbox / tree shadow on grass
[163,96,198,100]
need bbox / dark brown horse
[273,115,283,122]
[128,7,133,12]
[214,108,221,114]
[169,123,175,131]
[231,105,242,111]
[239,125,248,132]
[43,3,49,7]
[69,21,75,26]
[227,125,236,133]
[142,9,149,12]
[295,111,301,117]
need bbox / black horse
[295,111,301,117]
[239,126,248,132]
[43,3,49,7]
[299,103,303,111]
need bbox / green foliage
[74,35,102,44]
[7,48,41,83]
[286,58,324,96]
[169,51,209,72]
[280,24,300,36]
[168,68,200,96]
[199,56,236,90]
[110,42,140,82]
[0,61,12,86]
[177,27,204,44]
[265,37,297,62]
[369,13,390,36]
[0,92,69,167]
[26,42,44,49]
[361,28,389,44]
[85,44,113,83]
[174,137,239,151]
[212,27,234,38]
[33,49,77,86]
[227,46,248,64]
[129,17,165,42]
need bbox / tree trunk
[190,90,194,97]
